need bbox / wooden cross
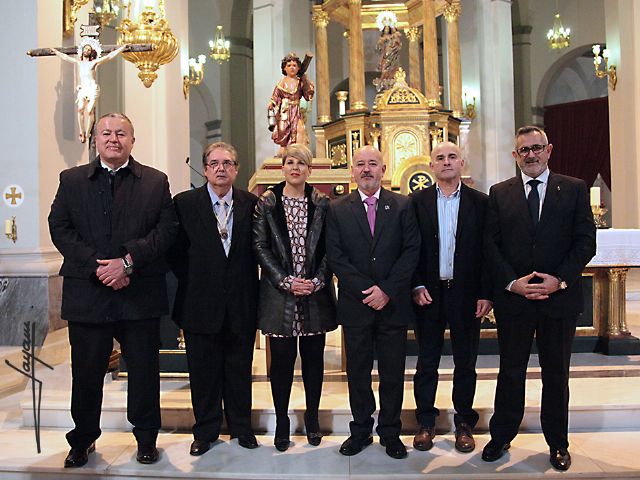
[4,187,22,206]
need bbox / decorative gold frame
[63,0,89,37]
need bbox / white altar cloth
[587,229,640,267]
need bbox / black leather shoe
[339,435,373,456]
[136,445,159,464]
[307,432,323,446]
[64,443,95,468]
[380,436,408,459]
[550,448,571,471]
[189,440,212,456]
[454,423,476,453]
[481,440,511,462]
[237,434,259,449]
[274,437,290,452]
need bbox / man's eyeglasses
[516,144,547,157]
[206,160,237,169]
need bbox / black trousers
[66,318,161,449]
[184,323,255,441]
[414,287,481,429]
[343,321,407,440]
[489,309,576,449]
[268,334,326,439]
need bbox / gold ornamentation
[312,10,329,28]
[443,1,461,23]
[209,25,230,63]
[592,45,617,91]
[547,12,570,50]
[348,0,362,5]
[393,132,419,168]
[94,0,121,28]
[183,55,206,99]
[118,0,179,88]
[63,0,90,37]
[330,144,348,168]
[351,130,361,153]
[389,89,419,105]
[405,27,420,42]
[591,205,609,228]
[409,173,432,192]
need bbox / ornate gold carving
[405,26,420,42]
[351,130,361,153]
[351,101,368,111]
[393,132,419,168]
[389,89,420,105]
[348,0,362,5]
[330,144,348,168]
[317,115,331,124]
[443,1,462,23]
[312,10,330,28]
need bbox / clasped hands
[412,287,492,318]
[290,277,315,296]
[96,258,129,291]
[510,271,560,300]
[362,285,389,311]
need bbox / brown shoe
[454,423,475,453]
[413,426,436,451]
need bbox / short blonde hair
[282,143,313,166]
[202,142,238,166]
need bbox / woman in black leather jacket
[253,143,337,452]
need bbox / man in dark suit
[411,142,492,454]
[481,126,596,471]
[326,145,420,459]
[169,142,259,456]
[48,113,178,468]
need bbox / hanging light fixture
[93,0,121,27]
[547,0,571,50]
[117,0,179,88]
[209,25,230,64]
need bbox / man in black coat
[411,142,492,454]
[169,142,259,456]
[48,113,178,468]
[481,126,596,471]
[326,145,420,459]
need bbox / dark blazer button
[371,257,376,261]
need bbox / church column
[512,24,533,127]
[423,0,440,106]
[312,6,331,123]
[444,1,462,117]
[606,0,640,228]
[348,0,366,111]
[405,27,422,91]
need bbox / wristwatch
[122,255,134,276]
[557,276,568,290]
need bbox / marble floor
[0,270,638,479]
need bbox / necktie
[215,200,231,256]
[364,196,377,236]
[527,179,541,227]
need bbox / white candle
[590,187,601,207]
[5,219,12,235]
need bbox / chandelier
[209,26,230,64]
[93,0,120,27]
[547,5,570,50]
[117,0,179,88]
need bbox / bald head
[430,141,464,185]
[352,145,386,196]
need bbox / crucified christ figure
[51,37,127,143]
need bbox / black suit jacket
[48,157,178,323]
[412,183,491,322]
[326,188,420,327]
[169,185,259,335]
[485,171,596,317]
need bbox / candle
[5,219,12,235]
[590,187,601,207]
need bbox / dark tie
[364,196,377,236]
[104,168,116,195]
[527,179,541,227]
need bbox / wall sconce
[183,54,206,99]
[592,44,617,90]
[335,91,348,116]
[209,26,230,64]
[463,91,477,120]
[117,0,179,88]
[94,0,121,27]
[5,217,17,243]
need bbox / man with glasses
[481,126,595,471]
[169,142,260,456]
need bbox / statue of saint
[51,38,127,143]
[373,26,403,93]
[267,53,315,156]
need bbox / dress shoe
[274,437,290,452]
[339,435,373,456]
[64,443,95,468]
[413,426,436,451]
[136,445,159,464]
[307,432,323,446]
[454,423,476,453]
[189,440,212,456]
[481,440,510,462]
[550,448,571,471]
[380,436,408,459]
[237,434,259,449]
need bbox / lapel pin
[557,185,561,191]
[384,205,390,210]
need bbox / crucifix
[27,12,152,145]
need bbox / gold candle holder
[591,205,608,229]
